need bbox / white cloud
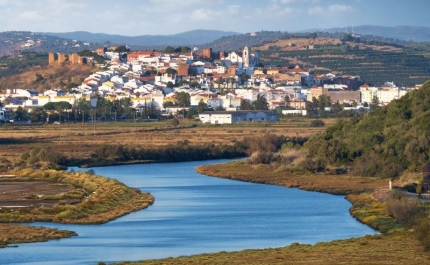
[308,6,324,15]
[190,9,219,21]
[227,5,240,15]
[328,4,355,13]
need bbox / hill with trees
[42,29,240,47]
[0,31,100,57]
[303,81,430,179]
[254,33,430,86]
[322,25,430,42]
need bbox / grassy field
[0,118,335,166]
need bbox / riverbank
[0,224,77,248]
[111,232,428,265]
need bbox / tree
[216,77,223,87]
[187,107,199,119]
[171,118,179,127]
[241,73,250,86]
[240,99,253,110]
[197,99,209,113]
[35,73,44,83]
[179,80,189,86]
[177,92,190,106]
[370,95,379,111]
[318,95,331,118]
[164,46,175,53]
[14,106,28,121]
[253,94,269,110]
[331,101,343,115]
[190,81,201,88]
[306,96,319,117]
[284,95,291,109]
[114,45,129,53]
[215,105,225,111]
[163,101,174,109]
[95,97,112,117]
[174,46,191,54]
[118,97,133,116]
[166,81,174,88]
[166,68,177,75]
[43,101,72,122]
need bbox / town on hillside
[0,45,424,124]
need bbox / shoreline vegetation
[0,169,154,248]
[0,224,77,248]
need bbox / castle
[48,52,86,65]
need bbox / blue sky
[0,0,428,35]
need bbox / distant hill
[41,29,240,47]
[321,25,430,42]
[0,31,100,57]
[254,34,430,86]
[199,31,291,52]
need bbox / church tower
[242,46,250,68]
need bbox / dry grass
[0,62,94,92]
[0,224,76,248]
[0,169,154,224]
[112,232,429,265]
[196,161,387,195]
[0,118,332,166]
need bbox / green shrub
[310,119,325,127]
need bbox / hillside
[255,35,430,86]
[200,31,290,52]
[42,29,240,47]
[323,25,430,43]
[0,62,95,92]
[0,31,100,57]
[304,81,430,178]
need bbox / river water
[1,159,377,265]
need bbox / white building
[360,85,408,104]
[199,110,279,124]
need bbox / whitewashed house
[199,110,279,124]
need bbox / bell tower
[242,46,250,68]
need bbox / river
[1,159,377,265]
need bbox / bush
[416,218,430,250]
[310,119,325,127]
[385,190,422,227]
[249,151,279,164]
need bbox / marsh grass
[0,169,154,224]
[110,232,429,265]
[196,161,387,195]
[0,224,76,248]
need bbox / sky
[0,0,428,36]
